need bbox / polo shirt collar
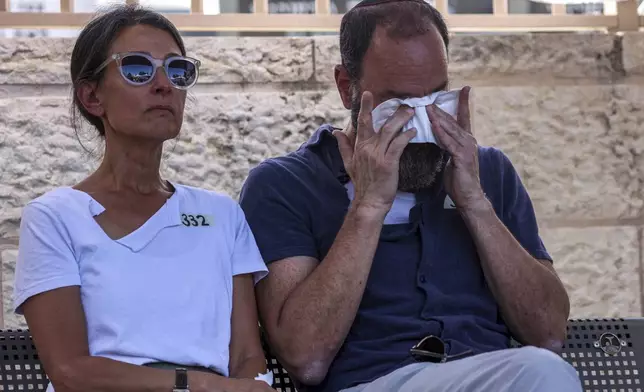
[303,124,349,184]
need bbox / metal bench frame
[2,319,644,392]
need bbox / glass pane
[448,0,493,14]
[509,0,550,14]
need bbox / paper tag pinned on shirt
[180,213,213,227]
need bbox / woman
[13,5,275,392]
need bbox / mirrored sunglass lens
[120,55,154,84]
[167,59,197,87]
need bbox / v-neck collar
[70,183,183,253]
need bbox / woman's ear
[77,81,104,118]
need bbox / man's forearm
[229,355,267,379]
[276,205,386,380]
[460,198,570,350]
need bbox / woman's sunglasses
[95,52,201,90]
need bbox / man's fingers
[334,130,354,170]
[386,127,417,160]
[378,105,415,151]
[428,105,467,146]
[428,106,460,154]
[457,86,472,134]
[357,91,375,142]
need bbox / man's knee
[511,346,581,390]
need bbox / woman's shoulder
[25,186,89,216]
[172,183,241,215]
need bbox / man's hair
[339,0,449,84]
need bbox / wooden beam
[191,0,204,14]
[60,0,73,13]
[492,0,507,15]
[615,0,639,31]
[253,0,268,14]
[125,0,138,4]
[0,12,619,33]
[315,0,330,15]
[449,14,615,31]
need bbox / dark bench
[2,319,644,392]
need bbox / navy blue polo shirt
[239,125,552,392]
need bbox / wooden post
[315,0,330,15]
[493,0,508,15]
[551,4,567,15]
[616,0,639,31]
[191,0,204,14]
[434,0,448,15]
[253,0,268,14]
[0,0,9,12]
[60,0,73,13]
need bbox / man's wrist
[188,371,229,392]
[348,201,389,223]
[458,193,495,218]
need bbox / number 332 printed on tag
[181,213,212,227]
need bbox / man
[239,0,581,391]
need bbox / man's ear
[76,81,105,118]
[334,64,352,110]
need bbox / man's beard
[350,90,445,193]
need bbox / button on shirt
[14,183,268,392]
[239,125,552,392]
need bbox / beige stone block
[314,36,339,84]
[541,226,640,319]
[0,37,314,85]
[450,33,618,82]
[0,38,74,84]
[0,96,98,213]
[186,37,314,84]
[473,84,644,221]
[1,248,27,329]
[623,32,644,76]
[314,33,619,84]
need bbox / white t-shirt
[13,183,268,389]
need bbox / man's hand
[334,91,416,216]
[427,86,487,211]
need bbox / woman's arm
[228,274,268,379]
[23,286,234,392]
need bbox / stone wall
[1,32,643,328]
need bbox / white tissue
[371,89,460,144]
[255,370,274,386]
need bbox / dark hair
[339,0,449,85]
[70,4,186,138]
